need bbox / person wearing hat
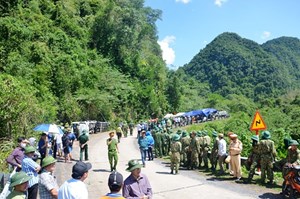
[229,133,243,181]
[78,130,89,161]
[58,161,92,199]
[210,131,219,171]
[138,131,149,167]
[246,135,260,183]
[217,133,227,175]
[100,171,125,199]
[107,132,119,171]
[180,131,191,167]
[189,131,200,170]
[170,134,182,174]
[21,146,41,199]
[258,130,277,184]
[39,156,59,198]
[6,137,29,171]
[123,159,152,199]
[7,171,32,199]
[282,139,300,177]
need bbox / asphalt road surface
[54,131,282,199]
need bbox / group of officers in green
[150,126,300,184]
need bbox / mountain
[182,32,300,101]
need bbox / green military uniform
[122,122,129,137]
[107,136,118,171]
[180,131,191,166]
[129,122,134,136]
[210,131,219,171]
[78,130,89,161]
[201,131,211,169]
[162,130,170,156]
[259,131,277,184]
[170,134,182,174]
[247,135,260,182]
[189,132,201,170]
[282,140,300,177]
[197,131,204,168]
[155,130,163,158]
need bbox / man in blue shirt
[138,131,148,167]
[22,146,41,199]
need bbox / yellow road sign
[250,111,267,131]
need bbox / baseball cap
[72,161,92,179]
[108,171,123,187]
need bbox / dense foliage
[0,0,169,138]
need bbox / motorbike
[282,165,300,198]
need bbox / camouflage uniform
[210,131,219,171]
[201,131,211,169]
[189,132,201,170]
[197,132,204,168]
[282,140,300,177]
[154,130,163,158]
[259,131,276,183]
[170,135,182,174]
[162,130,170,156]
[180,131,191,166]
[122,122,129,137]
[247,136,260,182]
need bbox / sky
[144,0,300,69]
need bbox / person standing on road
[78,130,89,161]
[146,131,154,161]
[62,131,71,163]
[39,156,59,199]
[7,171,32,199]
[107,132,119,171]
[229,133,243,181]
[259,131,277,184]
[123,159,152,199]
[101,171,125,199]
[217,133,227,175]
[129,121,134,136]
[170,134,182,174]
[138,131,148,167]
[58,161,92,199]
[38,133,48,166]
[22,146,41,199]
[210,131,219,171]
[246,135,260,183]
[116,126,123,143]
[189,131,200,170]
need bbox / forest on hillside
[1,0,300,169]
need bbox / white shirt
[218,139,227,156]
[58,178,88,199]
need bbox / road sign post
[250,110,267,135]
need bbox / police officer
[259,131,277,184]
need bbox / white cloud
[175,0,191,4]
[261,31,271,39]
[214,0,228,7]
[158,36,176,65]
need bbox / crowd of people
[5,118,300,198]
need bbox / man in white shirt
[58,161,92,199]
[217,133,227,175]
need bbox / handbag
[225,155,231,163]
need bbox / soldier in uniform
[246,135,260,183]
[170,134,182,174]
[154,129,163,158]
[180,131,191,167]
[78,130,89,161]
[162,129,169,156]
[189,131,201,170]
[129,121,134,136]
[282,140,300,177]
[259,131,277,184]
[201,131,211,169]
[210,131,219,171]
[122,122,129,137]
[197,131,203,168]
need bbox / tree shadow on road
[92,169,111,173]
[258,192,283,199]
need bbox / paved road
[54,132,282,199]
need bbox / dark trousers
[53,142,57,159]
[80,144,89,161]
[28,183,38,199]
[148,146,154,160]
[116,132,122,143]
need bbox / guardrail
[0,168,16,199]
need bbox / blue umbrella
[33,124,64,134]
